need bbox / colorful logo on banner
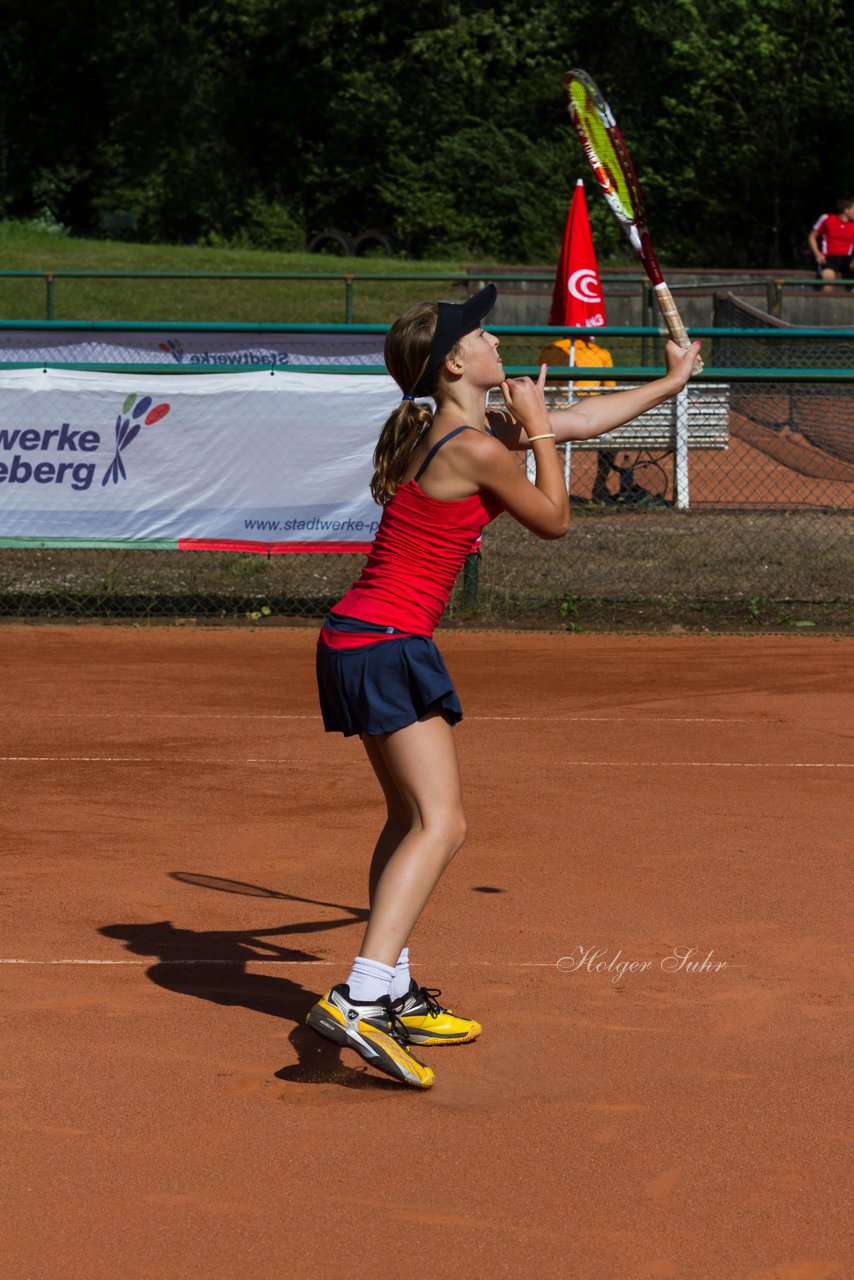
[156,336,291,367]
[102,394,171,486]
[0,392,173,491]
[158,338,185,363]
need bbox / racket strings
[564,68,662,282]
[566,78,637,223]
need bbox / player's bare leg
[359,710,466,967]
[358,716,481,1046]
[305,711,471,1083]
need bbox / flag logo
[567,269,603,304]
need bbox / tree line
[1,0,851,268]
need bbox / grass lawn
[0,222,518,325]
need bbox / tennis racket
[564,68,702,370]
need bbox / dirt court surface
[1,625,852,1280]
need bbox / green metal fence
[2,317,854,371]
[0,269,852,323]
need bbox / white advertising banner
[0,328,386,368]
[0,368,399,551]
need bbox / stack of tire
[308,228,394,256]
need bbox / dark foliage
[0,0,851,265]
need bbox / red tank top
[813,213,854,257]
[320,426,503,649]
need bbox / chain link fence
[0,324,851,627]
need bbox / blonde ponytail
[370,300,446,506]
[370,399,433,506]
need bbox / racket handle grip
[654,283,703,372]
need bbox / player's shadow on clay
[99,873,396,1091]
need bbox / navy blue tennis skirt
[316,612,463,737]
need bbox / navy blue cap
[411,283,498,397]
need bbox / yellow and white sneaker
[306,984,435,1088]
[391,982,482,1046]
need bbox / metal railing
[1,319,852,374]
[1,269,852,323]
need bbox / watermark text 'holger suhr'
[557,945,727,984]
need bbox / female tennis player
[307,283,700,1087]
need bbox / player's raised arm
[549,339,701,441]
[486,341,700,449]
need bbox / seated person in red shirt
[808,197,854,293]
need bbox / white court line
[0,756,849,768]
[42,712,323,721]
[1,958,559,967]
[474,717,753,723]
[0,959,334,966]
[12,712,756,723]
[0,755,305,764]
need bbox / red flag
[548,180,606,328]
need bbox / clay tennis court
[2,625,851,1280]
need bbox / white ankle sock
[346,955,395,1003]
[390,947,412,1002]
